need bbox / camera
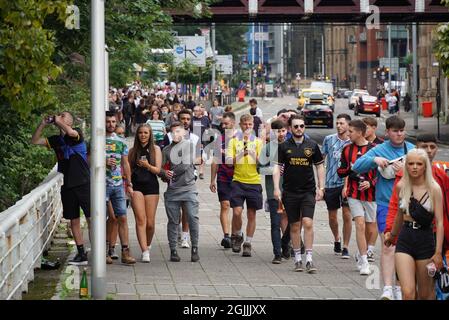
[46,116,55,124]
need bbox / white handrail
[0,165,63,300]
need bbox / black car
[301,103,334,128]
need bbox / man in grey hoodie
[160,122,200,262]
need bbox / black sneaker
[231,234,244,253]
[306,261,317,274]
[242,242,252,257]
[294,261,304,272]
[281,245,290,260]
[170,249,181,262]
[334,241,342,254]
[341,248,350,259]
[221,236,232,249]
[272,255,282,264]
[68,252,88,266]
[191,247,200,262]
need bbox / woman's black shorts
[132,181,159,196]
[395,224,435,260]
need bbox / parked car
[348,90,369,109]
[301,103,334,128]
[343,90,352,99]
[297,89,323,110]
[354,95,381,117]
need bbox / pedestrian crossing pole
[412,22,418,130]
[90,0,107,299]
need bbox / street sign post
[215,55,233,75]
[173,36,206,67]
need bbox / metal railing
[0,166,63,300]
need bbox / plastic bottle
[79,268,88,298]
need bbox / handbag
[408,196,434,228]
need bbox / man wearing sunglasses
[273,115,325,273]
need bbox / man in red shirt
[385,134,449,254]
[338,120,377,276]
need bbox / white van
[310,81,334,96]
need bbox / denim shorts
[106,184,127,217]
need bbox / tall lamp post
[434,61,441,140]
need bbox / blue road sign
[176,46,184,55]
[195,46,204,54]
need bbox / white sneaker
[181,239,190,248]
[141,250,150,263]
[359,262,371,275]
[393,286,402,300]
[380,286,394,300]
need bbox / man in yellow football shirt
[226,114,263,257]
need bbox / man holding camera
[31,112,90,265]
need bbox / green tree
[435,0,449,76]
[0,0,69,117]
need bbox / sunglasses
[293,124,305,129]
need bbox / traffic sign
[215,55,233,75]
[173,36,206,67]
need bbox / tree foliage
[0,0,70,117]
[435,0,449,77]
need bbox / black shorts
[133,181,159,196]
[395,224,435,260]
[324,186,349,211]
[217,180,232,202]
[230,181,263,210]
[61,184,91,220]
[282,191,316,223]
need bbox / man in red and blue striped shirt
[338,119,377,276]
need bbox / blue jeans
[106,184,127,217]
[268,199,291,257]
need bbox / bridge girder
[170,0,449,23]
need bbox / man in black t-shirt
[31,111,90,266]
[273,115,325,274]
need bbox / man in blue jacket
[352,115,414,300]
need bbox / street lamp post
[90,0,106,300]
[434,62,441,140]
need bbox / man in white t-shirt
[386,92,397,115]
